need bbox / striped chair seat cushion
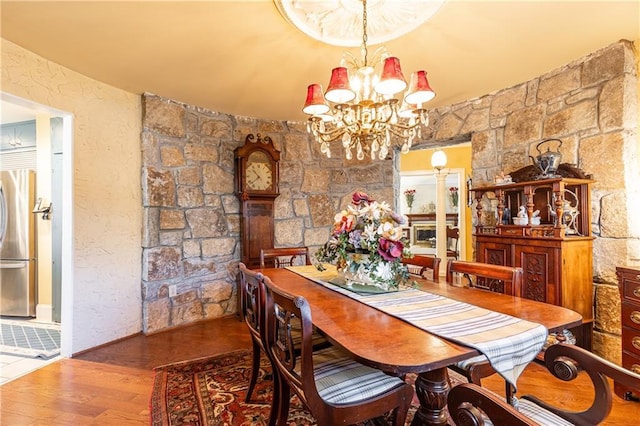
[480,393,573,426]
[295,346,406,405]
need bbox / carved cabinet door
[514,244,559,305]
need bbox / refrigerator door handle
[0,260,28,269]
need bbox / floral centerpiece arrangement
[404,188,416,212]
[315,191,411,291]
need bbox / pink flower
[352,191,373,205]
[378,238,404,261]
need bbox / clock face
[246,153,273,191]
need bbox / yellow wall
[400,144,474,261]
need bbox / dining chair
[262,275,414,426]
[446,259,524,403]
[238,263,272,404]
[448,343,640,426]
[260,247,311,269]
[401,254,441,282]
[238,263,328,406]
[446,226,460,259]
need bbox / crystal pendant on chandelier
[301,0,436,161]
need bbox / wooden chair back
[448,343,640,426]
[262,275,413,426]
[446,227,460,259]
[238,263,264,346]
[401,255,441,282]
[446,260,523,296]
[260,247,311,268]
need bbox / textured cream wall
[1,38,143,354]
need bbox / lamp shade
[325,67,356,103]
[431,149,447,170]
[303,84,330,115]
[374,57,407,95]
[404,70,435,105]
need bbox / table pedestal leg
[411,367,450,426]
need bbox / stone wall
[141,94,396,333]
[141,40,639,364]
[419,40,639,361]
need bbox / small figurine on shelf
[494,172,512,185]
[530,210,541,225]
[513,206,528,225]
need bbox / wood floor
[1,315,638,425]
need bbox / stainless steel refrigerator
[0,169,37,317]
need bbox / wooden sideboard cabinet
[473,178,595,349]
[615,266,640,401]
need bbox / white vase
[341,253,396,291]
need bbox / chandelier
[301,0,436,161]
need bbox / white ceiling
[1,1,638,124]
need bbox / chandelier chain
[361,0,368,67]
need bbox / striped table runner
[286,264,547,390]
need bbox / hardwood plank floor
[1,315,638,425]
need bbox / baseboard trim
[36,304,53,323]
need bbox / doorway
[0,93,73,372]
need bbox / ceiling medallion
[274,0,445,47]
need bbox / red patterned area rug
[151,348,460,426]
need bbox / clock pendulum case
[235,133,280,268]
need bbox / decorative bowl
[513,217,528,226]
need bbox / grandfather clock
[235,134,280,268]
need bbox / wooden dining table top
[260,267,583,376]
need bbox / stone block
[200,118,232,139]
[275,190,294,219]
[141,131,160,166]
[185,208,228,238]
[183,239,201,258]
[435,113,463,140]
[177,186,204,208]
[221,195,239,214]
[183,260,217,277]
[145,167,176,207]
[159,210,185,230]
[226,215,240,235]
[490,84,526,117]
[537,67,581,101]
[471,130,498,169]
[460,108,490,134]
[330,169,349,185]
[280,162,303,187]
[145,246,181,281]
[305,228,331,248]
[543,100,598,139]
[275,218,304,246]
[283,133,312,161]
[184,143,218,163]
[145,298,171,333]
[593,237,628,284]
[309,194,336,227]
[293,198,309,216]
[203,164,234,193]
[594,284,621,334]
[202,238,236,257]
[351,165,384,185]
[258,120,286,133]
[202,280,233,302]
[599,76,626,132]
[159,231,183,246]
[301,168,331,193]
[583,44,626,87]
[592,331,622,365]
[143,208,160,248]
[600,192,629,238]
[177,167,201,185]
[160,145,185,167]
[579,133,625,190]
[503,104,544,147]
[171,300,204,326]
[143,95,186,138]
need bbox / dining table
[259,265,583,426]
